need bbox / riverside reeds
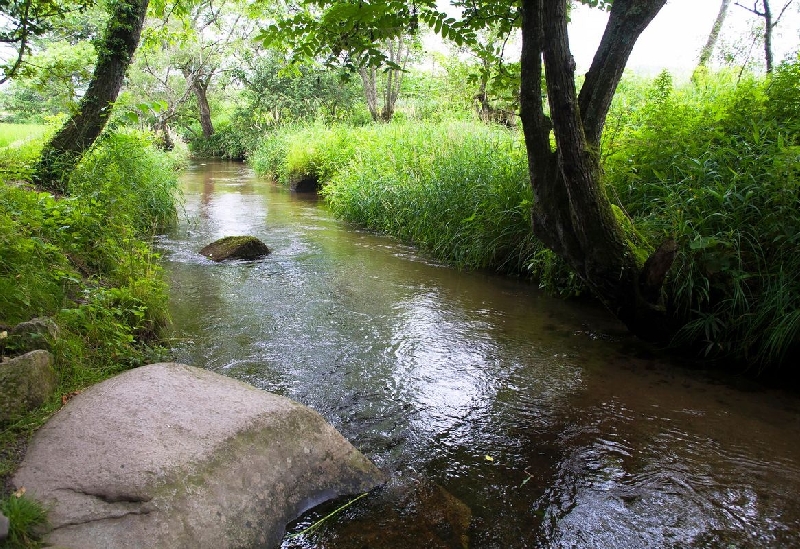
[251,59,800,371]
[251,121,580,291]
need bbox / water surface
[158,161,800,548]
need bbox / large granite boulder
[13,363,384,549]
[0,350,57,423]
[200,236,271,261]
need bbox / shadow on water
[157,161,800,548]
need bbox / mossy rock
[200,236,271,262]
[0,350,57,424]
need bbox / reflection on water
[158,161,800,548]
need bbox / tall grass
[252,121,580,290]
[604,64,800,368]
[325,122,536,272]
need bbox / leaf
[484,455,494,462]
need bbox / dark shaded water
[158,161,800,548]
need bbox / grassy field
[0,123,48,147]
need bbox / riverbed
[157,160,800,548]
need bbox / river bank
[0,129,182,545]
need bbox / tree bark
[519,0,674,342]
[697,0,731,71]
[359,65,380,122]
[193,76,215,138]
[34,0,149,193]
[763,0,774,73]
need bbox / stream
[157,160,800,548]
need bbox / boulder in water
[13,363,384,549]
[200,236,271,261]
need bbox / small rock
[8,317,60,353]
[0,350,57,423]
[200,236,271,261]
[0,510,9,541]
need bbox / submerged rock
[13,363,384,549]
[0,350,57,423]
[200,236,271,261]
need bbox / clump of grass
[0,492,48,549]
[325,121,537,272]
[251,123,370,186]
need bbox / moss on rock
[200,236,271,262]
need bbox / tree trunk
[519,0,676,342]
[380,36,407,122]
[359,65,380,122]
[193,76,215,138]
[763,0,774,73]
[696,0,731,71]
[34,0,149,193]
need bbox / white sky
[569,0,800,75]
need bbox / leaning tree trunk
[34,0,149,193]
[519,0,676,343]
[193,76,215,138]
[696,0,731,72]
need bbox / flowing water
[158,161,800,548]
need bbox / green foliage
[253,121,579,292]
[0,41,97,122]
[0,493,48,549]
[604,64,800,369]
[1,128,177,485]
[68,129,180,233]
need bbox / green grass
[0,124,47,148]
[0,493,48,548]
